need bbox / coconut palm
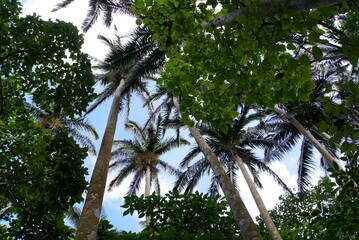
[108,115,189,197]
[109,116,189,225]
[175,106,290,195]
[174,105,290,240]
[145,89,267,239]
[74,26,165,239]
[24,102,98,155]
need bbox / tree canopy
[0,1,95,238]
[132,0,359,131]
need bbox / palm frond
[65,205,82,228]
[297,138,316,193]
[24,102,49,118]
[86,81,119,115]
[82,0,101,32]
[158,160,182,177]
[173,158,209,193]
[66,128,97,155]
[52,0,75,12]
[208,174,220,198]
[155,137,190,155]
[127,171,144,196]
[256,162,294,195]
[180,146,202,168]
[65,118,99,140]
[108,162,136,191]
[153,177,160,195]
[125,120,145,142]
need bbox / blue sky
[20,0,324,233]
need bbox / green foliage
[121,191,241,239]
[97,219,122,240]
[0,131,88,239]
[0,1,94,238]
[1,1,95,117]
[133,0,358,132]
[257,160,359,239]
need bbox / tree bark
[273,105,343,170]
[144,164,151,226]
[233,152,282,240]
[201,0,346,29]
[189,126,263,240]
[75,80,125,240]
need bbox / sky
[20,0,323,233]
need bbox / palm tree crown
[25,102,98,155]
[175,105,291,197]
[109,116,190,196]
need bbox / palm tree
[108,116,189,197]
[108,116,189,225]
[24,102,98,155]
[148,93,267,239]
[74,26,165,239]
[175,105,289,240]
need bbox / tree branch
[201,0,347,29]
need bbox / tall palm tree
[108,115,189,197]
[148,92,267,239]
[108,116,189,225]
[74,26,165,239]
[174,105,289,240]
[24,102,98,155]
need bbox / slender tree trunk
[75,49,161,240]
[233,152,282,240]
[75,80,125,240]
[273,105,343,170]
[310,125,342,148]
[144,165,151,197]
[144,165,151,226]
[189,126,263,240]
[172,97,263,239]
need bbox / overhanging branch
[201,0,347,29]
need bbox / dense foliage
[0,1,95,238]
[132,0,359,132]
[257,161,359,239]
[4,0,358,239]
[120,191,240,239]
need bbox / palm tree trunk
[144,165,151,226]
[172,97,263,239]
[75,80,125,240]
[75,49,162,240]
[273,105,343,170]
[233,152,282,240]
[189,126,263,240]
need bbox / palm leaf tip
[52,0,75,12]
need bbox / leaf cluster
[121,191,241,239]
[257,161,359,239]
